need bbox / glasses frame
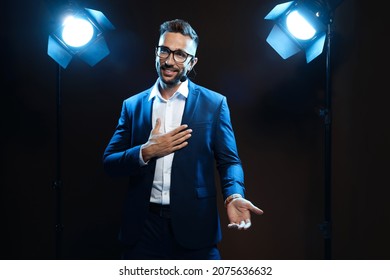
[156,45,194,63]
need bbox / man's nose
[165,52,175,65]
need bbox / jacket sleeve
[214,96,246,200]
[102,100,147,177]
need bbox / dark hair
[159,19,199,47]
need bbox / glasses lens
[173,50,187,63]
[157,46,169,58]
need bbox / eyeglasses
[156,46,194,63]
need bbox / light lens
[62,16,94,47]
[286,10,316,40]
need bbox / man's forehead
[159,32,193,44]
[159,32,197,53]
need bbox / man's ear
[189,57,198,71]
[191,57,198,67]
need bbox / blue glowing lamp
[48,7,115,68]
[264,0,330,63]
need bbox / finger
[169,124,189,136]
[173,128,192,140]
[227,223,239,229]
[237,220,246,230]
[172,133,192,147]
[171,141,189,152]
[243,219,252,229]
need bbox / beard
[157,63,187,86]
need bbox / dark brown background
[2,0,388,259]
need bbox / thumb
[251,205,264,215]
[245,200,264,215]
[152,118,161,134]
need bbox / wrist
[224,194,242,207]
[141,143,153,162]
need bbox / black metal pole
[53,63,64,259]
[320,19,333,260]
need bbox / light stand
[319,19,333,260]
[52,64,64,260]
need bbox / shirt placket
[162,98,173,205]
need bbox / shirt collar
[149,78,189,101]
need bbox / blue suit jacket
[103,80,245,249]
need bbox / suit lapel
[139,89,153,141]
[181,81,199,125]
[144,91,153,126]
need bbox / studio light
[47,6,115,68]
[264,0,344,259]
[264,0,330,63]
[45,2,114,259]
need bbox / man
[103,19,263,260]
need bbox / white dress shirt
[140,79,188,205]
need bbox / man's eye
[160,48,170,54]
[175,51,186,58]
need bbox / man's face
[155,32,197,86]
